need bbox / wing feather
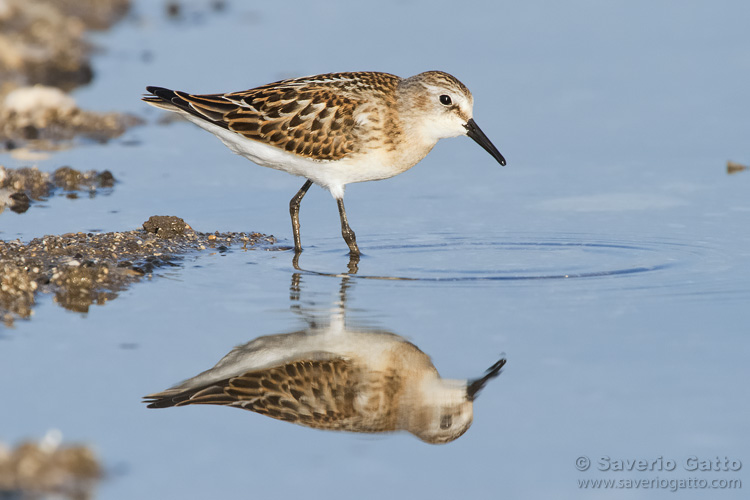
[143,72,401,161]
[144,357,404,432]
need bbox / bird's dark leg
[336,198,360,256]
[289,179,313,253]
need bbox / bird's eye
[439,95,452,106]
[440,415,452,429]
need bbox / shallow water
[2,1,749,499]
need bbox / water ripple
[280,231,750,300]
[290,232,710,282]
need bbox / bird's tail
[142,86,181,111]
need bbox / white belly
[184,115,411,200]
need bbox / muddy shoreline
[1,215,281,327]
[1,164,116,214]
[0,0,141,154]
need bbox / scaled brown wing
[225,358,365,430]
[174,83,361,161]
[146,358,364,430]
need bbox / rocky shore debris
[727,160,748,175]
[0,430,101,500]
[142,215,190,239]
[1,85,143,150]
[0,164,115,214]
[0,0,130,89]
[0,216,279,327]
[0,0,140,151]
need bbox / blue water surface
[1,1,749,499]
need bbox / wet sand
[0,431,101,500]
[0,0,140,153]
[1,164,115,214]
[1,215,279,326]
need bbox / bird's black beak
[464,119,506,166]
[467,357,507,401]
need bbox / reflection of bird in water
[144,311,505,444]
